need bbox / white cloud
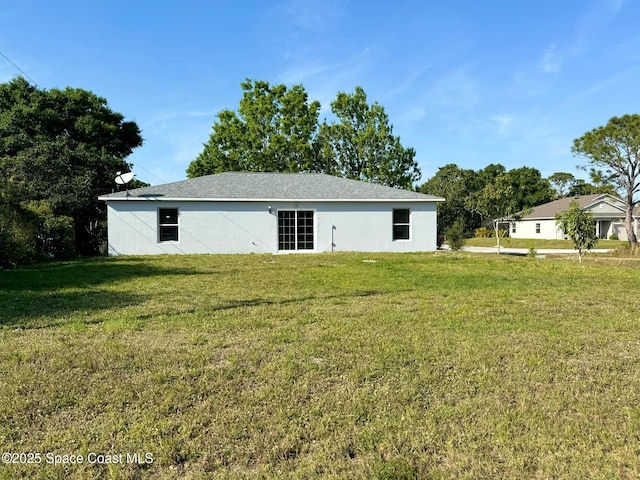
[426,67,480,109]
[541,44,562,73]
[492,114,514,137]
[570,0,626,56]
[566,67,638,101]
[277,47,377,116]
[145,109,220,127]
[273,0,347,32]
[278,62,332,85]
[386,67,432,99]
[611,0,625,13]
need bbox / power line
[0,50,41,88]
[131,162,171,185]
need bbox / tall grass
[1,253,640,478]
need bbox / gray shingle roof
[521,194,623,219]
[99,172,444,202]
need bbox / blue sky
[1,0,638,187]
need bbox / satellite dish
[115,171,134,185]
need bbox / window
[511,222,516,234]
[159,208,179,242]
[278,210,314,251]
[393,209,410,240]
[535,223,541,234]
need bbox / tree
[318,86,420,189]
[548,172,576,198]
[444,218,466,251]
[0,77,143,257]
[502,166,553,211]
[567,179,597,196]
[586,168,618,196]
[187,79,321,177]
[465,173,532,254]
[418,163,551,240]
[188,81,420,190]
[556,200,598,263]
[418,163,480,237]
[472,163,506,191]
[572,114,640,248]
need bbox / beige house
[508,194,639,241]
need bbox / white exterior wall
[511,217,629,240]
[509,197,637,241]
[512,217,631,241]
[510,219,561,240]
[106,200,438,255]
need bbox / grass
[464,237,626,249]
[1,252,640,478]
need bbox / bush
[445,219,466,251]
[0,204,38,268]
[610,243,639,257]
[475,227,490,238]
[0,200,75,268]
[609,233,619,241]
[27,201,76,260]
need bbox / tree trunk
[494,220,501,254]
[625,200,638,249]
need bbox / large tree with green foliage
[502,166,553,208]
[0,77,143,261]
[187,79,321,177]
[188,81,420,189]
[418,163,480,237]
[556,200,598,263]
[572,114,640,248]
[548,172,576,199]
[317,86,420,189]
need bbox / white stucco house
[98,172,444,255]
[508,193,639,241]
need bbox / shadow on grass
[0,257,205,328]
[203,290,389,314]
[120,290,392,323]
[0,257,203,292]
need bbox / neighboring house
[98,172,445,255]
[507,193,639,241]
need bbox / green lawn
[464,237,626,249]
[1,252,640,479]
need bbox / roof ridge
[99,171,445,202]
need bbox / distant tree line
[417,164,618,240]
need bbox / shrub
[475,227,490,238]
[445,219,466,251]
[609,233,619,241]
[27,201,76,260]
[0,200,76,268]
[610,243,639,257]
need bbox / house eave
[98,196,445,203]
